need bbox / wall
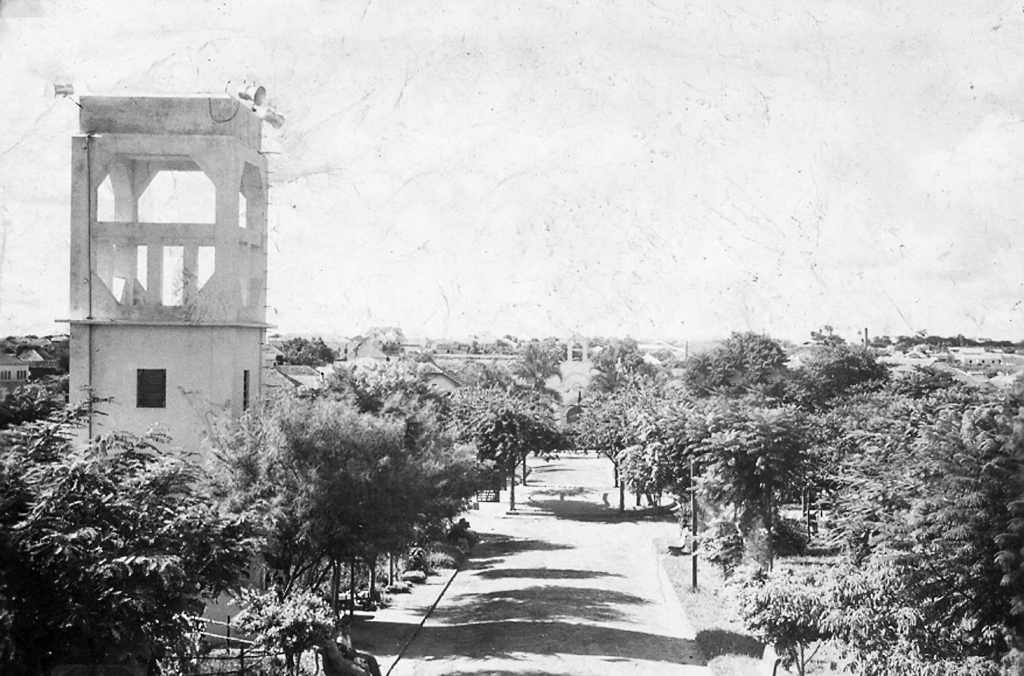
[70,323,263,456]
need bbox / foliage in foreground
[217,391,486,602]
[0,409,255,676]
[233,590,335,676]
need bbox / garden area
[575,333,1024,676]
[3,332,1024,676]
[0,352,565,676]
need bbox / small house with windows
[0,353,30,394]
[949,347,1004,370]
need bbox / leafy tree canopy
[0,377,67,430]
[216,392,484,598]
[451,387,562,467]
[278,336,336,367]
[682,331,789,398]
[788,343,889,410]
[511,340,563,397]
[1,411,255,676]
[587,337,659,393]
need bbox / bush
[700,520,745,577]
[771,517,810,557]
[385,582,411,594]
[401,570,427,584]
[233,589,335,676]
[428,541,465,563]
[736,570,832,676]
[426,551,458,570]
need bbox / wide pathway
[388,454,711,676]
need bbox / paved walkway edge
[383,566,461,676]
[651,537,714,674]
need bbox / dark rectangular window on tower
[242,370,250,410]
[137,369,167,408]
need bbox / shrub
[385,582,411,594]
[428,541,465,563]
[700,520,745,577]
[232,589,335,676]
[401,570,427,584]
[426,551,458,570]
[771,517,810,557]
[736,570,832,676]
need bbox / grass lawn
[657,539,764,676]
[658,539,846,676]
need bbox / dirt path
[388,455,712,676]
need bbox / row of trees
[0,342,568,676]
[568,331,1024,674]
[8,328,1020,674]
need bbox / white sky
[1,0,1023,343]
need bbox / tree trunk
[508,457,517,511]
[522,455,528,485]
[330,559,341,617]
[349,556,356,617]
[618,480,625,512]
[368,554,377,602]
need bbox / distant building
[420,362,462,393]
[546,336,597,424]
[0,353,30,394]
[16,347,61,379]
[340,336,390,361]
[949,347,1004,369]
[272,365,323,390]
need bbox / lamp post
[690,457,698,590]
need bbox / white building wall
[70,324,263,455]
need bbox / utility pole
[691,458,698,590]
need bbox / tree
[279,336,336,366]
[682,332,789,398]
[326,359,447,416]
[451,387,561,511]
[697,400,809,568]
[887,365,960,399]
[511,340,563,398]
[819,385,1024,670]
[619,394,712,504]
[572,388,638,507]
[737,570,832,676]
[233,589,335,676]
[455,360,516,391]
[588,338,658,393]
[217,392,484,608]
[809,325,846,347]
[789,344,889,410]
[363,326,405,356]
[1,410,255,676]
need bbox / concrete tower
[67,95,270,452]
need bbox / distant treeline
[872,334,1024,351]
